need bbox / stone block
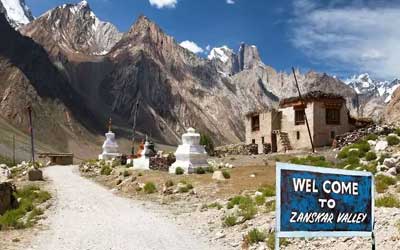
[28,168,43,181]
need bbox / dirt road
[29,165,219,250]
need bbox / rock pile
[149,153,176,172]
[334,125,395,149]
[215,143,258,156]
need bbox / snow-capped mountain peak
[0,0,33,27]
[23,1,122,56]
[208,46,232,63]
[345,73,400,103]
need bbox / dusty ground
[24,165,225,250]
[81,154,400,250]
[0,175,54,250]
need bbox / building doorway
[271,133,277,153]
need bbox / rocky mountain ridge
[0,0,368,149]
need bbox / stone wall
[215,143,258,156]
[313,101,354,147]
[279,103,315,151]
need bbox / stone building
[245,91,355,153]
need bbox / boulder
[388,167,397,176]
[0,165,11,182]
[212,171,226,181]
[28,168,43,181]
[0,182,18,215]
[375,141,388,151]
[383,158,397,169]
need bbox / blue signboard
[276,162,374,239]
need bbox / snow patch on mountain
[0,0,33,27]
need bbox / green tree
[200,134,215,155]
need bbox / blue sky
[26,0,400,80]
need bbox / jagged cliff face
[20,1,121,57]
[385,87,400,125]
[103,16,275,144]
[0,0,33,28]
[0,12,98,157]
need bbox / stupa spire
[108,118,112,132]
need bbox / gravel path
[29,165,217,250]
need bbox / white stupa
[98,119,121,160]
[169,128,208,174]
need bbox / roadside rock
[375,141,388,151]
[0,182,18,215]
[212,171,226,181]
[28,168,43,181]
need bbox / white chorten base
[133,156,150,170]
[98,153,121,161]
[169,154,208,174]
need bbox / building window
[252,139,256,144]
[296,131,300,140]
[326,108,340,125]
[251,115,260,131]
[295,109,305,125]
[261,137,265,144]
[331,131,335,139]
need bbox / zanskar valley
[0,0,400,250]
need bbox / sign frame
[275,162,374,249]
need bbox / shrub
[245,228,266,245]
[175,167,184,175]
[338,146,351,159]
[239,198,257,220]
[265,200,276,213]
[290,155,333,167]
[143,182,157,194]
[204,166,214,173]
[364,163,377,174]
[387,135,400,146]
[123,170,130,177]
[208,202,223,210]
[395,128,400,136]
[376,195,400,208]
[254,195,266,206]
[266,233,289,250]
[186,183,194,190]
[365,134,378,141]
[222,170,231,179]
[100,165,112,175]
[178,186,189,193]
[223,215,237,227]
[200,134,215,155]
[195,167,205,174]
[365,152,377,161]
[375,175,396,193]
[378,153,390,164]
[258,185,275,197]
[227,195,243,209]
[165,180,174,187]
[138,172,143,177]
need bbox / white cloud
[291,1,400,79]
[205,45,211,51]
[149,0,177,9]
[179,40,204,54]
[226,0,235,4]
